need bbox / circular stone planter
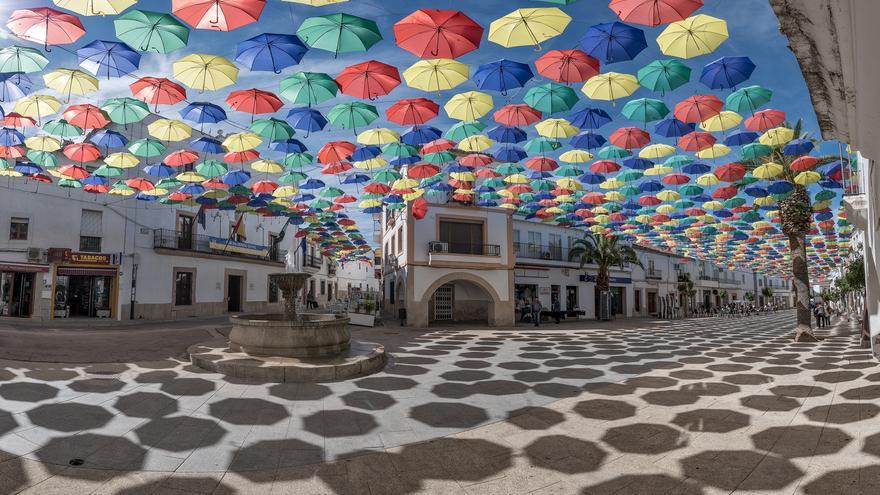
[228,313,350,358]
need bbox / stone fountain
[189,272,386,382]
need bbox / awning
[0,262,49,273]
[56,267,117,277]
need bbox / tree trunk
[789,233,819,342]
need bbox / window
[397,230,403,252]
[174,271,194,306]
[548,234,562,259]
[9,217,28,240]
[79,236,102,252]
[177,214,194,250]
[389,281,395,302]
[268,233,279,261]
[438,219,484,254]
[320,280,326,295]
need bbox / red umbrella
[251,180,278,193]
[475,168,500,178]
[661,173,690,185]
[125,177,155,191]
[459,153,493,167]
[678,131,716,151]
[790,155,818,172]
[58,164,89,179]
[744,109,785,131]
[226,88,283,116]
[335,195,357,204]
[711,185,738,200]
[321,162,352,174]
[421,138,455,154]
[30,173,52,183]
[535,49,600,83]
[609,127,650,149]
[62,104,109,129]
[63,142,101,162]
[638,195,661,206]
[684,207,706,216]
[386,97,439,125]
[318,141,356,164]
[447,178,471,189]
[589,160,621,173]
[165,150,199,166]
[609,0,703,27]
[0,146,25,159]
[407,163,440,178]
[673,94,723,123]
[336,60,401,99]
[130,77,187,110]
[525,157,558,171]
[84,184,110,194]
[364,182,390,194]
[493,104,541,126]
[0,113,37,128]
[714,162,746,182]
[201,178,227,188]
[393,9,483,59]
[410,197,428,219]
[507,184,531,194]
[172,0,265,31]
[583,192,606,204]
[223,150,259,162]
[168,191,192,201]
[6,8,85,50]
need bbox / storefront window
[175,271,194,306]
[0,272,34,317]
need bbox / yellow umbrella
[173,54,239,92]
[702,200,723,210]
[497,189,516,198]
[699,111,742,132]
[202,190,228,199]
[488,8,571,49]
[753,162,783,179]
[176,171,206,183]
[754,196,776,206]
[559,149,592,163]
[604,191,625,202]
[141,187,169,197]
[24,135,61,152]
[656,190,680,201]
[535,118,578,138]
[105,152,139,168]
[696,173,719,186]
[644,165,672,176]
[403,189,424,201]
[14,94,61,121]
[812,200,831,211]
[657,14,729,59]
[582,72,639,102]
[635,214,652,224]
[43,69,99,101]
[600,178,624,189]
[444,91,493,121]
[656,204,676,214]
[148,119,192,142]
[458,135,493,152]
[403,59,469,93]
[505,173,529,184]
[53,0,136,15]
[759,127,795,147]
[357,128,399,145]
[593,214,610,223]
[392,178,419,189]
[354,157,387,170]
[794,170,821,185]
[273,185,299,198]
[223,132,262,152]
[252,159,283,173]
[592,206,609,214]
[696,144,731,159]
[451,172,476,181]
[589,225,606,234]
[499,203,517,210]
[109,187,136,197]
[639,144,675,159]
[555,178,580,190]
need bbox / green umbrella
[297,13,382,56]
[100,97,150,125]
[637,60,691,93]
[327,102,378,130]
[279,170,307,183]
[311,199,333,209]
[725,85,772,114]
[555,165,583,177]
[531,179,554,191]
[603,202,623,212]
[373,169,401,183]
[734,174,760,187]
[814,189,836,201]
[484,177,506,188]
[156,178,182,189]
[617,170,644,182]
[741,143,772,160]
[740,210,761,222]
[664,154,693,167]
[283,152,313,168]
[679,184,704,196]
[446,121,486,141]
[360,192,384,199]
[523,83,579,114]
[674,199,694,209]
[114,10,189,54]
[422,150,455,163]
[319,187,345,198]
[58,179,82,189]
[196,159,227,178]
[0,45,49,74]
[479,191,501,201]
[27,150,59,167]
[42,119,83,138]
[621,98,669,123]
[523,137,561,153]
[159,197,182,205]
[381,142,417,157]
[597,145,631,159]
[495,163,523,175]
[618,185,640,196]
[128,138,167,158]
[93,165,124,177]
[723,197,746,208]
[278,72,338,106]
[250,118,295,140]
[228,185,251,195]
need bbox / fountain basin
[229,313,350,358]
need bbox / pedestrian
[551,298,561,324]
[531,298,543,327]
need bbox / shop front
[50,250,119,319]
[0,262,48,318]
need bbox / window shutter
[80,210,103,236]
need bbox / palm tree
[741,119,836,342]
[761,286,774,306]
[569,233,642,318]
[677,273,696,317]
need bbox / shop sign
[66,251,112,265]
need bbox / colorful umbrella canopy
[77,40,141,78]
[114,10,190,53]
[472,59,534,94]
[172,0,266,31]
[6,8,86,50]
[297,13,382,56]
[393,9,483,59]
[279,72,337,106]
[386,98,439,125]
[700,56,755,89]
[535,49,599,83]
[43,68,99,101]
[656,14,728,59]
[403,59,469,93]
[336,60,401,99]
[130,77,187,109]
[637,59,690,93]
[609,0,704,27]
[226,88,283,116]
[488,7,572,49]
[580,21,647,64]
[53,0,136,16]
[172,53,239,91]
[582,72,639,102]
[235,33,308,73]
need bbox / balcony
[513,242,571,262]
[153,229,285,263]
[328,263,337,276]
[646,268,663,280]
[428,241,500,256]
[303,254,322,269]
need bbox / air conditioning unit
[429,241,448,253]
[26,248,44,262]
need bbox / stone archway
[412,272,514,328]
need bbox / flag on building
[232,214,247,241]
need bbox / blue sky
[0,0,832,240]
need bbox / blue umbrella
[270,138,307,153]
[0,127,25,146]
[0,73,32,101]
[300,178,325,190]
[351,144,381,161]
[391,156,419,167]
[180,102,227,125]
[293,193,315,201]
[494,145,527,162]
[235,33,308,73]
[472,59,533,94]
[136,192,158,201]
[578,172,604,184]
[569,131,606,149]
[342,173,370,184]
[682,162,710,174]
[401,125,441,145]
[783,138,814,156]
[363,206,383,214]
[639,180,663,192]
[13,161,41,175]
[286,107,327,133]
[82,175,108,186]
[190,137,224,153]
[144,163,175,177]
[654,117,694,138]
[77,40,140,78]
[623,157,653,170]
[487,125,527,143]
[723,130,758,146]
[579,22,647,64]
[196,196,217,205]
[222,169,251,185]
[700,56,756,90]
[89,129,128,149]
[180,183,206,195]
[744,186,769,198]
[568,107,612,129]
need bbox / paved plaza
[0,312,877,494]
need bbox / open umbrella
[286,107,327,133]
[327,102,378,130]
[621,97,669,123]
[744,109,785,131]
[403,59,469,93]
[657,14,728,59]
[637,59,690,93]
[674,94,722,123]
[580,21,647,64]
[445,91,493,121]
[235,33,307,73]
[386,98,439,125]
[488,7,571,49]
[279,72,337,106]
[336,60,400,99]
[700,56,755,90]
[172,0,265,31]
[608,0,703,27]
[726,85,772,114]
[0,46,49,78]
[393,9,483,59]
[180,102,227,126]
[494,104,542,126]
[535,49,599,83]
[582,72,639,103]
[226,88,283,118]
[77,40,141,79]
[14,94,61,123]
[114,9,190,53]
[524,83,579,114]
[472,59,533,95]
[53,0,136,16]
[173,53,239,92]
[63,103,110,129]
[130,77,187,110]
[297,13,382,56]
[43,68,99,102]
[101,97,150,124]
[7,8,85,50]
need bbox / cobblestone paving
[0,312,877,494]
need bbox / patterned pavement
[0,312,877,494]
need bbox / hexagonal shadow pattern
[672,408,751,433]
[573,399,637,421]
[523,435,607,474]
[680,450,803,491]
[751,425,852,458]
[601,423,688,455]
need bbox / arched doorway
[428,279,494,326]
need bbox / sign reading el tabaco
[49,248,113,265]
